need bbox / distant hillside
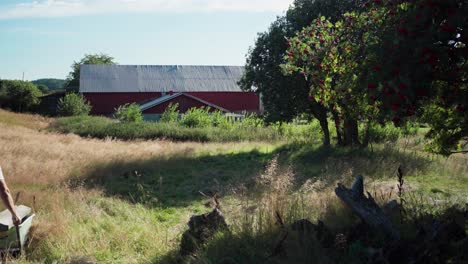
[32,78,66,90]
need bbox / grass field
[0,109,466,263]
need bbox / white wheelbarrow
[0,205,35,256]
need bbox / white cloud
[0,0,293,19]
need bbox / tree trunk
[343,118,360,146]
[332,110,344,146]
[305,79,330,147]
[319,117,331,147]
[311,102,330,147]
[361,121,371,148]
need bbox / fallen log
[335,175,400,240]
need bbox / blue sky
[0,0,293,80]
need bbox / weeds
[50,115,304,142]
[159,103,179,123]
[114,103,143,123]
[181,107,213,128]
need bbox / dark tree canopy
[240,18,310,122]
[376,0,467,154]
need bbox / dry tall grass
[190,141,467,263]
[0,109,50,130]
[1,122,275,185]
[0,111,276,263]
[0,109,466,263]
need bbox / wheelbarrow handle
[15,224,22,254]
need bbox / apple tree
[282,0,467,153]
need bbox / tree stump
[179,208,228,256]
[335,175,400,240]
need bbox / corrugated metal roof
[80,65,245,93]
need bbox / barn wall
[143,95,217,114]
[83,92,259,115]
[83,92,162,115]
[186,92,259,113]
[39,92,66,116]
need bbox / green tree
[57,93,92,116]
[240,0,362,146]
[283,8,390,146]
[0,80,7,107]
[0,80,42,112]
[65,53,116,92]
[114,103,143,123]
[283,0,467,153]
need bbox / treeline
[0,79,92,116]
[31,78,66,92]
[0,53,115,116]
[241,0,467,154]
[0,80,43,113]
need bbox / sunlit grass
[0,109,50,130]
[0,110,466,263]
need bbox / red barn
[79,65,261,119]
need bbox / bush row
[50,115,308,142]
[50,114,418,143]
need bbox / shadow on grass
[153,196,360,264]
[76,142,433,210]
[155,203,468,264]
[70,142,439,263]
[280,142,433,188]
[78,150,274,208]
[153,231,280,264]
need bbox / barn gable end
[140,93,229,113]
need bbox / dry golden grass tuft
[0,109,50,130]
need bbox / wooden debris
[335,175,400,240]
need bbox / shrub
[50,115,283,142]
[114,103,143,123]
[401,121,419,136]
[57,93,91,116]
[181,107,212,128]
[0,80,42,112]
[240,114,264,129]
[272,121,319,142]
[160,103,179,123]
[211,110,232,129]
[366,123,403,143]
